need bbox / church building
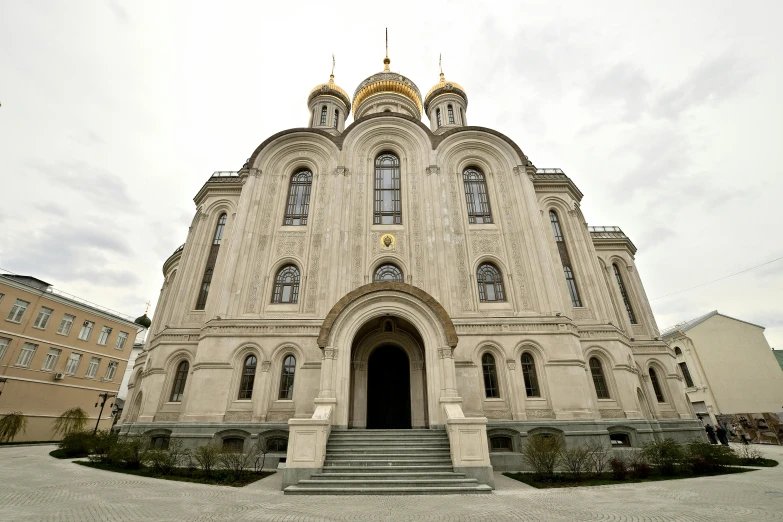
[119,48,701,493]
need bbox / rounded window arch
[283,170,312,226]
[436,107,442,127]
[476,263,505,302]
[447,104,455,124]
[169,360,189,402]
[674,347,683,356]
[463,167,492,224]
[373,263,403,283]
[520,352,541,397]
[272,265,300,304]
[589,357,611,399]
[648,367,666,403]
[278,354,296,400]
[238,355,257,400]
[481,352,500,398]
[319,105,327,125]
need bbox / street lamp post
[94,392,115,434]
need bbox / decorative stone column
[317,346,338,400]
[438,346,459,399]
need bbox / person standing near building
[716,425,729,446]
[705,424,718,444]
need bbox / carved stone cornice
[426,165,440,176]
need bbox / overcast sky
[1,1,781,348]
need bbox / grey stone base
[487,417,705,471]
[455,466,495,489]
[282,467,319,489]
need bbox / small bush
[522,435,564,479]
[609,456,627,480]
[147,439,189,475]
[735,444,765,465]
[0,412,28,443]
[58,431,96,457]
[218,446,259,481]
[559,445,591,482]
[685,440,737,473]
[115,435,151,469]
[585,439,611,476]
[52,407,89,438]
[628,451,651,478]
[642,438,682,476]
[89,431,119,464]
[194,443,222,476]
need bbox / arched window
[320,106,327,125]
[463,168,492,224]
[649,368,665,403]
[679,362,695,388]
[613,264,637,324]
[169,361,189,402]
[312,109,316,126]
[151,436,170,450]
[460,107,464,125]
[549,211,582,307]
[266,437,288,452]
[195,213,227,310]
[238,355,257,400]
[272,265,300,304]
[490,436,512,452]
[279,355,296,399]
[520,352,540,397]
[373,263,403,282]
[222,437,245,453]
[436,108,442,127]
[589,357,610,399]
[283,170,313,226]
[447,105,455,124]
[482,353,500,398]
[674,347,682,356]
[333,109,339,129]
[476,263,505,302]
[374,152,401,225]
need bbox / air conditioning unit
[54,373,64,380]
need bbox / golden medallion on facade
[380,233,395,251]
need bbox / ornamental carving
[484,409,513,420]
[447,172,473,311]
[246,173,281,312]
[183,313,205,324]
[352,361,367,371]
[351,170,366,288]
[599,409,626,419]
[267,411,294,422]
[526,409,556,419]
[659,410,680,419]
[409,159,425,287]
[469,231,502,256]
[572,309,594,320]
[261,361,271,372]
[275,232,307,258]
[426,165,440,176]
[412,359,425,371]
[153,412,180,422]
[323,347,338,360]
[438,347,454,359]
[306,174,330,313]
[372,232,405,255]
[506,359,516,370]
[495,166,531,308]
[224,411,252,422]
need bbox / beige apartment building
[0,273,145,441]
[662,311,783,444]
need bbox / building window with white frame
[7,299,30,323]
[16,342,37,367]
[65,353,82,375]
[104,361,119,381]
[33,307,53,329]
[86,357,101,378]
[115,331,129,350]
[78,320,94,341]
[0,293,4,303]
[41,348,61,371]
[97,326,112,345]
[57,314,75,336]
[0,337,10,363]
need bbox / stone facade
[118,58,701,482]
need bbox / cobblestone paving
[2,444,782,521]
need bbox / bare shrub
[586,439,611,476]
[735,444,764,464]
[194,443,222,476]
[0,412,28,443]
[628,450,651,478]
[522,434,564,479]
[559,444,591,481]
[52,407,88,438]
[115,435,151,469]
[641,437,682,476]
[147,438,188,475]
[609,456,627,480]
[218,445,259,479]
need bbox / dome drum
[353,70,423,119]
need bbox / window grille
[272,265,300,304]
[613,264,637,324]
[679,362,695,387]
[436,108,441,127]
[589,357,610,399]
[195,214,227,310]
[170,361,189,402]
[649,368,665,402]
[549,211,582,307]
[333,109,339,129]
[373,264,403,282]
[320,106,327,125]
[278,355,296,399]
[463,168,492,224]
[283,171,313,226]
[373,153,401,225]
[447,105,455,124]
[476,263,505,302]
[482,353,500,398]
[520,352,540,397]
[238,355,257,399]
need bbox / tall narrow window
[482,353,500,398]
[57,314,75,335]
[649,368,665,403]
[320,106,327,125]
[463,168,492,224]
[41,348,61,371]
[374,152,401,225]
[33,307,53,329]
[589,357,610,399]
[0,337,12,363]
[447,104,455,124]
[170,361,189,402]
[238,355,257,399]
[279,355,296,399]
[272,265,300,304]
[549,211,582,307]
[373,264,403,282]
[333,109,339,129]
[86,357,101,379]
[7,299,30,322]
[115,332,129,350]
[477,263,505,302]
[105,361,118,381]
[436,108,442,127]
[195,213,227,310]
[613,264,637,324]
[78,320,94,341]
[679,362,695,388]
[520,352,540,397]
[283,170,313,225]
[16,343,37,367]
[65,353,82,375]
[460,107,464,125]
[97,326,112,345]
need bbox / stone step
[284,485,493,495]
[326,448,452,456]
[313,471,468,479]
[328,440,450,446]
[324,458,453,465]
[299,478,479,487]
[322,465,455,473]
[330,429,442,434]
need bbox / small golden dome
[423,72,468,113]
[308,74,351,116]
[353,57,423,117]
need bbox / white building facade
[119,54,701,488]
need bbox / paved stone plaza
[1,444,782,521]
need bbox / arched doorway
[367,345,411,429]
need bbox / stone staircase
[283,428,492,495]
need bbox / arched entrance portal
[349,316,428,429]
[367,345,411,429]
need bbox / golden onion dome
[423,72,468,114]
[308,74,352,116]
[352,57,423,117]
